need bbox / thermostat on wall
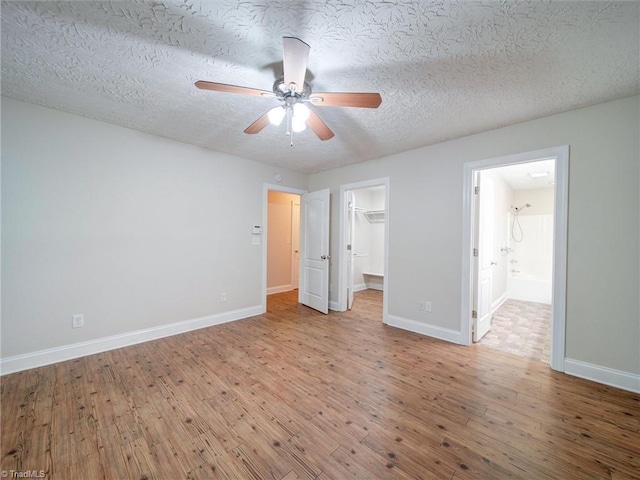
[252,225,262,235]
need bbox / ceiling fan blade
[244,112,271,134]
[306,110,334,141]
[282,37,310,93]
[309,92,382,108]
[195,81,274,97]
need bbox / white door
[473,173,494,342]
[346,191,356,310]
[299,189,331,314]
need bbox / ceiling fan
[195,37,382,145]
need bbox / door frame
[262,183,307,313]
[337,177,390,318]
[460,146,569,372]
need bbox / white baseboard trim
[0,305,263,376]
[353,283,368,292]
[564,358,640,393]
[329,300,341,311]
[366,283,384,291]
[491,291,508,314]
[385,314,464,345]
[267,284,294,295]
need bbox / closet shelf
[363,210,385,223]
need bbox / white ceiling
[2,1,638,174]
[490,159,555,191]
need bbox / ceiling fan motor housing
[273,78,312,100]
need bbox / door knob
[321,255,331,260]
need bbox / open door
[472,172,494,342]
[299,189,331,314]
[346,191,356,310]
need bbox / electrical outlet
[425,301,432,312]
[72,314,84,328]
[418,301,425,311]
[220,291,227,302]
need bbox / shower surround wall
[508,188,555,304]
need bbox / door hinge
[473,248,478,257]
[474,186,480,195]
[472,310,477,319]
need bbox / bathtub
[508,274,552,304]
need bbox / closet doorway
[339,178,390,318]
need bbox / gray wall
[310,95,640,376]
[3,94,639,384]
[1,97,307,358]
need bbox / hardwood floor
[1,289,639,479]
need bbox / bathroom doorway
[475,160,556,363]
[462,146,568,372]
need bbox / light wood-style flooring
[1,289,639,479]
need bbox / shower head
[514,203,532,211]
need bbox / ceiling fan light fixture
[195,36,380,143]
[291,115,307,132]
[293,103,310,121]
[268,106,286,126]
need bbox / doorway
[461,146,568,372]
[266,191,301,295]
[473,160,556,363]
[339,178,390,318]
[263,184,331,315]
[262,184,307,313]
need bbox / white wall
[1,97,308,363]
[509,187,555,280]
[352,188,385,290]
[514,187,555,216]
[481,170,514,308]
[310,95,639,378]
[368,189,385,275]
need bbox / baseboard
[353,283,368,292]
[0,305,263,375]
[328,300,341,311]
[385,315,464,345]
[366,283,384,291]
[267,284,294,295]
[564,358,640,393]
[491,291,508,314]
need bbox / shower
[511,203,531,242]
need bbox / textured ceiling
[2,1,638,174]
